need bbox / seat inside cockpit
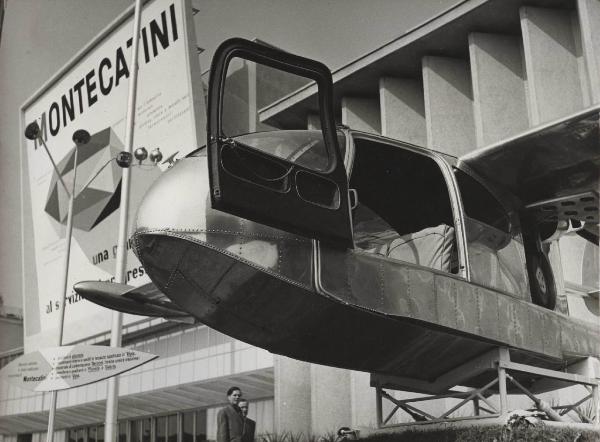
[350,137,457,273]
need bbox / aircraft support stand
[593,383,599,426]
[497,347,509,415]
[372,347,600,428]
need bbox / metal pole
[497,365,508,415]
[104,1,143,441]
[45,146,78,442]
[597,106,600,427]
[375,387,383,428]
[39,138,71,196]
[505,373,567,422]
[593,383,600,426]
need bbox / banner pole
[42,137,80,442]
[23,123,89,442]
[104,1,143,442]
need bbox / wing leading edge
[458,106,600,243]
[73,281,196,324]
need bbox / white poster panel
[0,345,157,391]
[20,0,205,351]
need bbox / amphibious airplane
[74,38,600,389]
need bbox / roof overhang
[0,368,273,434]
[258,0,575,129]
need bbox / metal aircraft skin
[74,38,600,388]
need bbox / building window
[182,412,194,442]
[132,418,151,442]
[78,428,87,442]
[156,416,166,442]
[182,410,207,442]
[141,420,151,442]
[97,426,105,442]
[119,421,127,442]
[89,427,97,442]
[167,415,177,442]
[196,411,207,442]
[61,409,209,442]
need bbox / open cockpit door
[207,38,352,248]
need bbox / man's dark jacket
[242,417,256,442]
[217,405,244,442]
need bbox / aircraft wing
[73,281,196,323]
[458,106,599,243]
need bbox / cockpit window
[350,137,457,274]
[455,168,529,299]
[222,57,310,137]
[220,57,342,173]
[186,130,346,172]
[233,130,345,172]
[455,170,509,233]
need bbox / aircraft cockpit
[208,39,540,311]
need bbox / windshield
[455,170,529,298]
[222,57,312,137]
[233,130,345,172]
[218,55,343,172]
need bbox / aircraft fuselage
[131,143,599,384]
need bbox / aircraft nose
[132,150,313,293]
[132,154,211,292]
[135,155,210,232]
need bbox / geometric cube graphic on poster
[44,127,124,231]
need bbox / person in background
[217,387,244,442]
[238,399,256,442]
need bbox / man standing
[217,387,244,442]
[238,400,256,442]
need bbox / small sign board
[0,345,157,391]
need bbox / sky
[0,0,458,309]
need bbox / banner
[0,345,157,391]
[20,0,205,351]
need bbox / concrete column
[350,371,377,428]
[379,77,426,146]
[341,97,381,134]
[274,355,311,434]
[468,33,529,147]
[578,0,600,103]
[422,56,476,156]
[497,347,510,415]
[569,357,600,425]
[310,364,352,435]
[520,7,585,124]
